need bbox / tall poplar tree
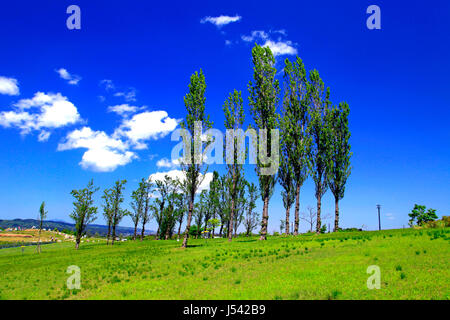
[326,102,352,231]
[282,57,311,235]
[110,180,127,245]
[180,70,212,248]
[101,189,113,245]
[248,44,280,240]
[307,70,331,233]
[223,89,246,242]
[70,179,99,250]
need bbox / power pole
[376,204,381,231]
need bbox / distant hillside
[0,219,155,236]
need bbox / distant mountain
[0,219,155,236]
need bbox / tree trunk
[106,221,111,245]
[75,240,79,250]
[219,224,223,237]
[294,184,300,235]
[259,196,269,240]
[316,193,322,234]
[228,197,235,242]
[112,224,117,245]
[156,226,160,240]
[182,198,194,248]
[177,221,182,240]
[133,222,138,241]
[334,196,339,232]
[141,223,145,241]
[285,205,290,235]
[37,228,42,253]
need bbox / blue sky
[0,0,449,233]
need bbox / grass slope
[0,228,448,300]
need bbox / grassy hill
[0,227,448,300]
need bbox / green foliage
[408,204,438,226]
[306,70,331,232]
[248,44,280,240]
[69,179,99,249]
[180,70,213,248]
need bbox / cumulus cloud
[114,89,136,102]
[149,170,213,193]
[56,68,81,85]
[262,40,297,56]
[241,30,269,42]
[200,15,241,27]
[0,76,20,95]
[100,79,115,91]
[58,126,136,172]
[114,111,178,149]
[156,157,180,169]
[0,92,81,140]
[107,104,140,116]
[241,30,297,56]
[58,109,178,172]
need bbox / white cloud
[0,92,81,137]
[58,126,136,172]
[114,89,136,102]
[114,111,178,149]
[100,79,115,91]
[0,76,20,95]
[241,30,269,42]
[107,104,140,116]
[241,30,297,56]
[56,68,81,85]
[156,157,180,169]
[200,15,241,27]
[262,40,297,56]
[386,213,395,220]
[38,130,51,142]
[149,170,213,193]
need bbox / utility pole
[376,204,381,231]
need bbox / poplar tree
[110,180,127,245]
[282,57,311,235]
[70,179,99,250]
[307,70,331,233]
[223,90,246,242]
[139,178,153,240]
[101,189,113,245]
[37,201,47,253]
[248,44,280,240]
[180,70,212,248]
[326,102,352,231]
[244,182,259,236]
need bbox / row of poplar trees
[180,43,352,247]
[68,43,351,250]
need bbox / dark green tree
[408,204,438,226]
[307,70,331,233]
[248,44,280,240]
[223,90,246,241]
[110,180,127,245]
[326,102,352,231]
[101,188,113,245]
[139,178,153,241]
[69,179,99,250]
[282,57,311,235]
[180,70,213,248]
[37,201,47,253]
[244,182,259,236]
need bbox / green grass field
[0,227,449,300]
